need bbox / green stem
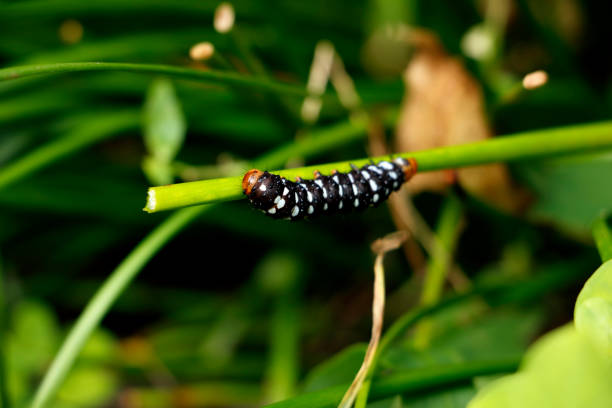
[0,62,308,97]
[145,120,612,213]
[592,214,612,263]
[420,195,464,306]
[0,111,139,190]
[413,195,463,348]
[29,206,205,408]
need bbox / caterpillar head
[242,169,265,195]
[393,157,418,181]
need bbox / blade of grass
[145,120,612,212]
[0,62,308,97]
[29,205,205,408]
[0,110,139,190]
[413,195,463,348]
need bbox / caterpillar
[242,157,417,220]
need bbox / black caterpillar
[242,157,417,220]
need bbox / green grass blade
[0,62,308,97]
[29,206,205,408]
[145,120,612,212]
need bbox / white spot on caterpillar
[354,198,359,207]
[339,201,344,209]
[379,161,393,170]
[373,193,379,203]
[385,189,390,195]
[282,187,289,196]
[308,205,314,214]
[348,173,355,183]
[369,180,378,191]
[277,198,286,209]
[352,184,358,195]
[338,185,343,197]
[307,191,313,202]
[323,203,328,210]
[388,171,398,180]
[314,179,324,188]
[393,181,399,188]
[274,196,281,204]
[333,175,340,184]
[268,207,276,214]
[259,184,267,191]
[295,192,299,202]
[361,170,370,180]
[291,206,299,217]
[322,187,328,199]
[369,165,383,174]
[394,158,408,165]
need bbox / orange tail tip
[242,169,264,195]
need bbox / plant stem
[0,111,139,190]
[145,120,612,213]
[413,195,463,348]
[592,214,612,263]
[0,62,308,97]
[29,206,205,408]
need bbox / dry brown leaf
[395,31,529,213]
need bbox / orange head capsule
[242,169,264,195]
[402,158,418,181]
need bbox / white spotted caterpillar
[242,157,417,220]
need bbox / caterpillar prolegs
[242,157,417,220]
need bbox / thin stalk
[145,120,612,213]
[0,62,308,97]
[264,273,300,403]
[592,214,612,263]
[29,206,205,408]
[0,111,139,190]
[413,195,463,348]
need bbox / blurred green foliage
[1,0,612,407]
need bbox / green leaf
[302,344,366,392]
[575,259,612,359]
[468,325,612,408]
[142,77,186,171]
[516,152,612,234]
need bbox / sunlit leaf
[468,325,612,408]
[575,259,612,359]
